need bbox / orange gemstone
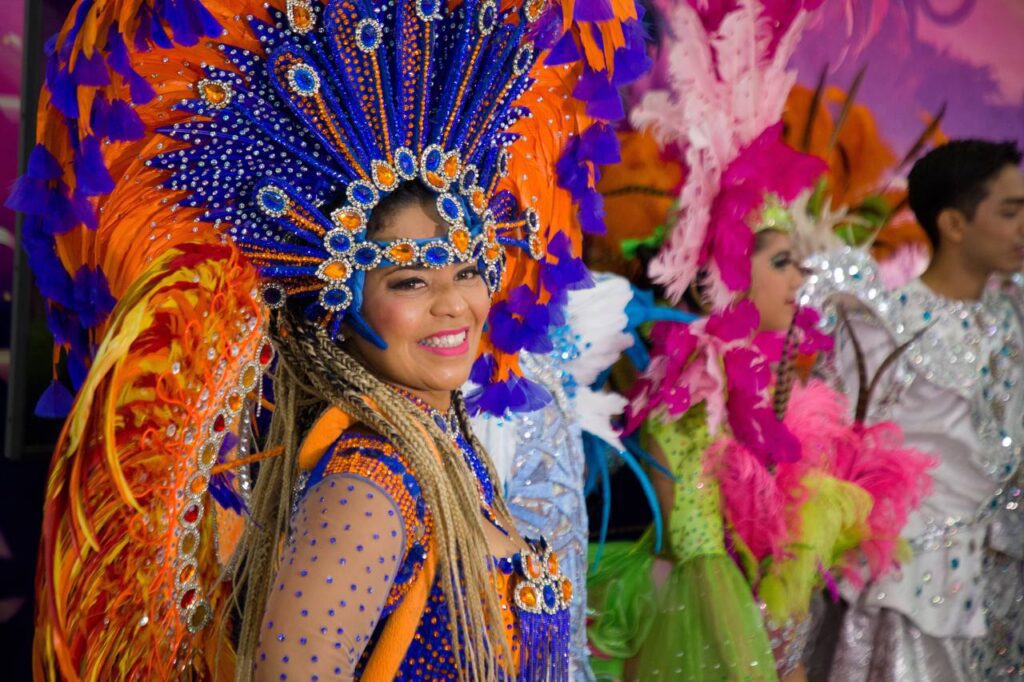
[425,171,446,188]
[190,475,208,496]
[485,244,502,261]
[178,563,196,584]
[486,225,497,242]
[388,243,416,263]
[291,4,313,30]
[443,155,460,180]
[241,365,258,389]
[322,260,349,280]
[561,577,573,602]
[547,552,559,575]
[333,208,364,231]
[198,443,217,468]
[451,228,470,254]
[519,585,537,608]
[525,554,542,579]
[374,162,397,189]
[201,81,227,105]
[471,189,486,212]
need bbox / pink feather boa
[708,380,935,581]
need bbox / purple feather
[162,0,201,46]
[34,379,75,418]
[208,472,247,514]
[67,348,89,389]
[20,219,74,305]
[579,123,621,165]
[106,100,145,141]
[106,28,157,105]
[576,188,606,234]
[544,31,581,67]
[71,265,117,328]
[71,189,99,230]
[28,145,62,180]
[149,10,175,49]
[73,136,115,197]
[573,0,615,22]
[42,183,79,235]
[70,50,110,87]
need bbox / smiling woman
[18,0,650,679]
[346,182,492,410]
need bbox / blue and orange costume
[13,0,648,679]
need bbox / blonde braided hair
[230,313,514,681]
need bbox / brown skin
[749,230,806,332]
[921,164,1024,300]
[345,202,490,413]
[344,201,522,556]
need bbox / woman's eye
[456,266,481,280]
[771,255,793,269]
[389,277,427,291]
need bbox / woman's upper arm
[254,474,405,682]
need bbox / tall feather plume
[630,0,813,306]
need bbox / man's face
[962,164,1024,275]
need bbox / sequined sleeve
[254,434,429,681]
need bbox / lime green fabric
[587,407,778,681]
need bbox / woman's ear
[936,206,967,246]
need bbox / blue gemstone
[515,46,534,73]
[322,288,350,308]
[462,167,478,188]
[424,245,450,266]
[951,558,960,569]
[419,0,438,16]
[291,65,319,95]
[487,268,500,290]
[543,584,556,608]
[351,183,375,205]
[328,233,352,253]
[354,246,379,266]
[424,148,442,172]
[261,190,287,213]
[358,23,380,49]
[397,152,415,176]
[440,197,460,220]
[482,5,496,27]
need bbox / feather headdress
[10,0,647,678]
[631,0,824,308]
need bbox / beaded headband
[150,0,547,347]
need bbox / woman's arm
[254,474,404,682]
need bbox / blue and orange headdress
[11,0,647,678]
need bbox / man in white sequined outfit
[803,140,1024,681]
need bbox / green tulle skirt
[587,534,778,682]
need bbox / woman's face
[347,202,490,410]
[749,230,805,332]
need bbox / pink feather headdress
[632,0,825,308]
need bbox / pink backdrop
[790,0,1024,152]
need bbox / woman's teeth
[420,330,467,348]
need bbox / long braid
[231,315,512,681]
